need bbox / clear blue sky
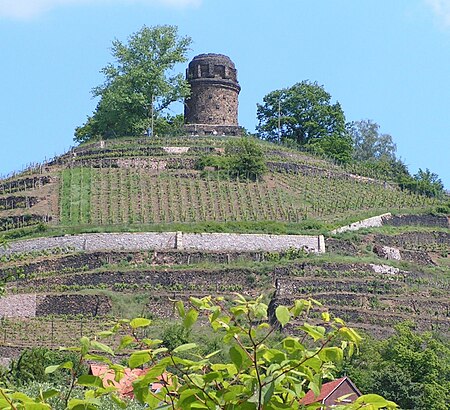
[0,0,449,189]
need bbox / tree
[348,120,397,162]
[74,25,191,143]
[256,81,352,162]
[411,168,444,198]
[397,168,444,198]
[343,322,450,410]
[0,295,397,409]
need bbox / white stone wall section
[0,294,36,318]
[331,213,392,234]
[181,233,325,253]
[1,232,324,255]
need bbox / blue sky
[0,0,449,188]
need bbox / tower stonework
[184,53,242,136]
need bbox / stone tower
[184,53,241,136]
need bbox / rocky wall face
[0,294,36,318]
[382,214,449,228]
[12,267,262,294]
[0,294,111,317]
[375,231,450,248]
[35,294,111,316]
[180,233,323,253]
[185,84,239,126]
[1,232,177,255]
[0,250,268,282]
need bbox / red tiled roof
[90,365,167,398]
[300,377,347,405]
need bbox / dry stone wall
[0,294,36,318]
[331,213,390,234]
[332,213,450,234]
[1,232,325,255]
[0,294,111,318]
[179,233,325,253]
[382,214,449,228]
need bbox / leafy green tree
[74,25,191,142]
[256,81,352,162]
[343,322,450,410]
[348,120,397,162]
[0,295,397,409]
[397,168,444,198]
[410,168,444,198]
[307,133,354,164]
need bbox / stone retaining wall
[1,232,325,255]
[332,213,450,234]
[0,294,111,318]
[331,213,391,234]
[382,214,449,228]
[0,294,36,318]
[179,233,324,253]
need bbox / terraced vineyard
[1,228,449,347]
[0,136,448,355]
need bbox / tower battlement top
[187,53,239,87]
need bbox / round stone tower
[184,53,241,136]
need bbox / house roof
[300,377,359,406]
[90,364,167,398]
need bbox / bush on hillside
[197,137,267,181]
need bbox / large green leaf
[175,301,185,318]
[300,323,325,341]
[128,351,151,369]
[318,347,343,364]
[183,308,198,330]
[77,375,104,388]
[275,306,290,327]
[91,340,114,356]
[355,394,398,409]
[130,317,152,329]
[44,361,73,374]
[229,345,245,371]
[172,343,197,353]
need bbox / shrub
[0,295,398,409]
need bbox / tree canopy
[400,168,445,198]
[256,81,352,162]
[348,120,397,162]
[74,25,191,143]
[343,322,450,410]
